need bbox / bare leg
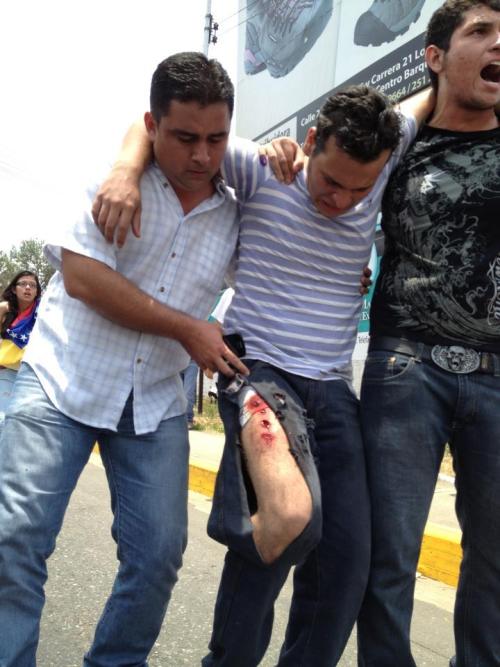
[240,391,312,564]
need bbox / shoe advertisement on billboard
[236,0,443,144]
[335,0,441,100]
[243,0,334,78]
[237,0,337,141]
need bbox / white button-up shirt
[24,163,239,434]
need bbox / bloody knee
[240,390,287,452]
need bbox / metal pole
[199,0,216,415]
[197,367,204,415]
[203,0,212,55]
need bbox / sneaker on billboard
[259,0,333,78]
[244,3,268,75]
[354,0,426,47]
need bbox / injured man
[91,82,426,666]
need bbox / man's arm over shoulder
[398,87,435,128]
[92,119,152,247]
[387,88,435,166]
[61,249,247,377]
[222,137,271,202]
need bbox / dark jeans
[357,345,500,667]
[204,361,371,667]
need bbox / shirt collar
[150,162,229,200]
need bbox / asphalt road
[37,456,456,666]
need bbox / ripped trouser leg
[207,360,322,568]
[236,384,312,564]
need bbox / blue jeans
[181,359,198,423]
[204,361,371,666]
[357,345,500,667]
[0,367,17,436]
[0,364,189,667]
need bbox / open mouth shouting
[481,60,500,84]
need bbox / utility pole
[199,1,220,416]
[203,0,219,55]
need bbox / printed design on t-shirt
[378,134,500,346]
[487,256,500,325]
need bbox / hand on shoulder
[92,164,143,248]
[258,137,305,184]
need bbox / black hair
[150,51,234,122]
[314,85,401,162]
[425,0,500,90]
[1,270,41,337]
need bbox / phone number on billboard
[384,76,429,102]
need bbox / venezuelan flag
[0,300,39,370]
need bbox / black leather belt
[369,336,500,375]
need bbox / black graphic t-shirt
[370,124,500,352]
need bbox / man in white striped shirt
[205,88,416,667]
[0,52,249,667]
[92,84,433,666]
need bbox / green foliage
[0,239,55,292]
[191,397,224,433]
[0,251,16,291]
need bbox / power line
[218,1,260,25]
[217,4,334,40]
[217,7,262,37]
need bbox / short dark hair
[150,51,234,122]
[314,85,401,162]
[1,270,41,337]
[425,0,500,90]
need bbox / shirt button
[137,358,143,364]
[159,286,165,293]
[171,252,176,258]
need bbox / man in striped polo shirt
[203,87,418,667]
[92,84,432,666]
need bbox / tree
[0,239,55,292]
[0,251,17,290]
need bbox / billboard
[236,0,443,144]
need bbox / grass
[191,397,224,433]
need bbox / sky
[0,0,239,252]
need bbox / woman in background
[0,270,41,432]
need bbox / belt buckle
[430,345,480,374]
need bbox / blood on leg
[239,389,312,564]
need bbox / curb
[188,462,463,589]
[418,522,461,587]
[188,459,218,497]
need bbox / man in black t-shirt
[357,2,500,666]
